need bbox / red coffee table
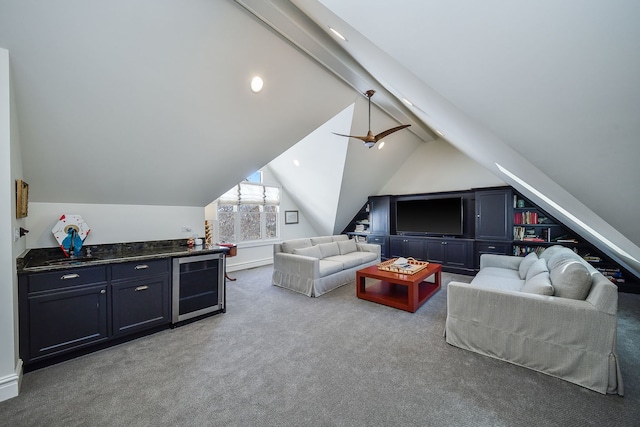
[356,263,442,312]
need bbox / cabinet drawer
[476,242,511,255]
[111,259,169,280]
[28,266,107,293]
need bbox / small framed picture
[16,179,29,218]
[284,210,299,224]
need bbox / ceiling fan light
[364,141,375,149]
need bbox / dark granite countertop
[17,239,229,273]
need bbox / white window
[217,182,280,244]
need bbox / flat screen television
[395,197,464,236]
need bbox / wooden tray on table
[377,257,429,275]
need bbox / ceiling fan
[333,89,411,148]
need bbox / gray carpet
[2,266,639,426]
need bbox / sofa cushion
[332,235,349,242]
[293,245,323,259]
[324,254,362,269]
[518,252,539,279]
[521,271,554,295]
[281,238,312,254]
[356,251,379,264]
[317,242,340,258]
[471,274,524,292]
[318,260,344,277]
[525,258,549,281]
[476,267,521,280]
[337,239,358,255]
[551,260,593,300]
[310,236,333,245]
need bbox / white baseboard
[0,359,23,403]
[227,258,272,273]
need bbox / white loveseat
[445,245,623,395]
[272,235,380,297]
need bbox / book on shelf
[514,211,539,225]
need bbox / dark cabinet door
[390,237,405,258]
[425,240,445,264]
[390,237,424,260]
[112,275,170,336]
[406,238,425,260]
[475,189,512,241]
[369,196,390,235]
[425,239,472,270]
[28,284,108,361]
[444,240,469,268]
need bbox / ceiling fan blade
[332,132,371,143]
[374,124,411,142]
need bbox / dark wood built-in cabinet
[344,186,638,290]
[20,258,171,368]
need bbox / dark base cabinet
[424,238,474,274]
[19,259,171,368]
[389,236,474,274]
[111,259,170,337]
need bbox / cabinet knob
[61,273,80,280]
[134,264,149,270]
[100,289,106,294]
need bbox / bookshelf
[344,202,370,243]
[512,194,578,255]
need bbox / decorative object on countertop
[51,214,91,257]
[205,220,213,247]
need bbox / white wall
[1,48,23,402]
[26,203,205,248]
[380,139,505,195]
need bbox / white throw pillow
[525,258,549,281]
[293,245,323,259]
[281,238,311,254]
[337,239,357,255]
[521,271,554,296]
[317,242,340,258]
[518,252,539,279]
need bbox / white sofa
[272,235,381,297]
[445,245,623,395]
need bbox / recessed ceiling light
[329,27,347,41]
[377,141,385,150]
[251,76,264,93]
[435,129,444,137]
[293,159,300,167]
[402,98,413,106]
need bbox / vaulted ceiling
[1,0,639,273]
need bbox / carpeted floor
[1,265,639,426]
